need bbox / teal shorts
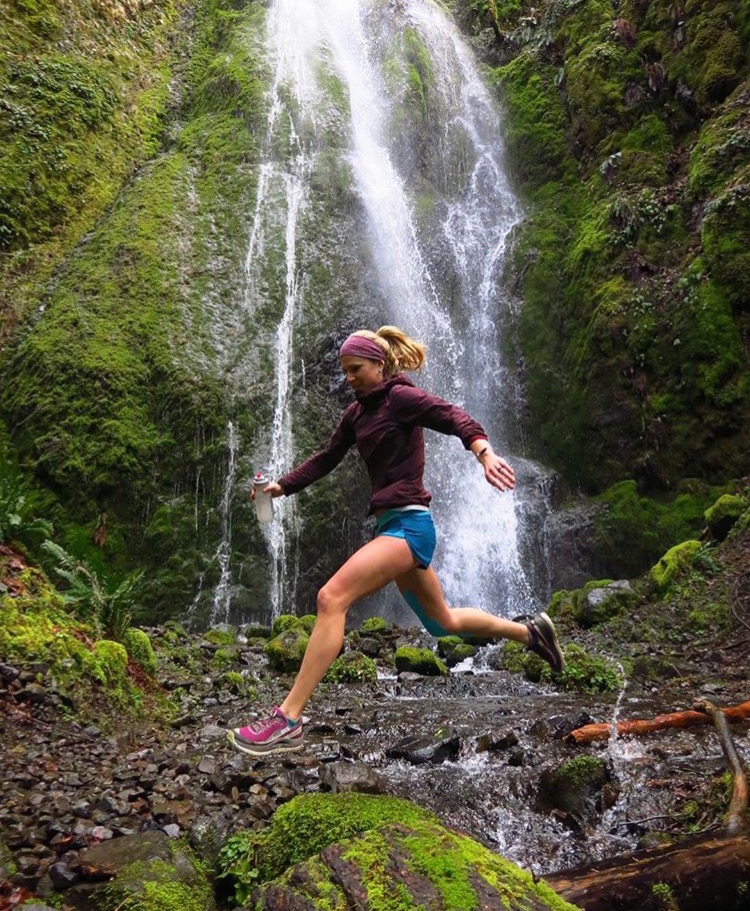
[374,508,437,570]
[375,508,447,636]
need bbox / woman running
[229,326,564,755]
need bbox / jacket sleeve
[389,386,488,450]
[277,408,356,494]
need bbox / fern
[0,457,53,547]
[41,540,141,640]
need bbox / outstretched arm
[470,440,515,493]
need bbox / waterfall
[234,0,549,620]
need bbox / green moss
[107,855,213,911]
[650,540,703,591]
[93,639,129,683]
[359,616,390,634]
[122,627,157,676]
[394,646,448,676]
[203,628,238,646]
[324,651,377,684]
[511,642,622,693]
[264,627,310,673]
[704,493,748,541]
[218,794,439,902]
[256,818,580,911]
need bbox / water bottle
[253,472,274,525]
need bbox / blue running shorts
[374,507,436,569]
[374,508,447,637]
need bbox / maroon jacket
[277,374,487,513]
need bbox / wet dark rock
[49,861,79,889]
[319,761,387,794]
[386,734,461,765]
[475,730,519,752]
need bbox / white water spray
[223,0,550,619]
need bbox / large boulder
[264,627,310,672]
[57,831,215,911]
[394,646,447,676]
[250,818,580,910]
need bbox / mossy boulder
[649,540,703,592]
[92,639,129,684]
[505,641,622,694]
[359,616,390,635]
[252,819,579,911]
[63,830,215,911]
[218,793,439,899]
[271,613,316,637]
[219,794,578,911]
[704,494,748,541]
[324,651,377,684]
[394,646,448,676]
[537,756,610,829]
[437,635,478,667]
[571,579,638,628]
[264,627,310,673]
[122,627,157,676]
[203,628,238,647]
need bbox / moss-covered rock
[571,579,639,628]
[506,639,623,694]
[359,616,390,635]
[264,627,310,673]
[437,635,478,667]
[324,651,377,684]
[64,830,214,911]
[218,793,439,902]
[704,494,748,542]
[394,646,448,676]
[122,627,157,676]
[537,756,610,828]
[220,794,578,911]
[251,818,579,911]
[649,540,703,592]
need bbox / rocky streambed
[1,620,749,909]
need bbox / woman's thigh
[395,565,451,625]
[321,534,418,607]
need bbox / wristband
[475,445,489,461]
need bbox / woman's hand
[471,442,515,492]
[250,481,285,500]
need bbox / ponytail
[349,326,426,376]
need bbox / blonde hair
[351,326,427,377]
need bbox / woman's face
[340,356,384,392]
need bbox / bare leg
[280,535,416,720]
[396,566,531,643]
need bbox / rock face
[250,819,580,911]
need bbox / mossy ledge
[462,0,750,492]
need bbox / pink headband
[339,335,386,363]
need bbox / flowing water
[234,0,550,620]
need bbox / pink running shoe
[228,706,304,756]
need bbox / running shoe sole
[528,612,565,673]
[227,728,304,756]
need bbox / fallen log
[695,698,749,836]
[565,698,750,745]
[544,833,750,911]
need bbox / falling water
[209,420,239,624]
[232,0,550,619]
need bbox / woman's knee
[316,584,349,618]
[436,609,461,635]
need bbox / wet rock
[49,861,79,889]
[536,756,609,831]
[476,730,519,753]
[394,647,447,676]
[386,734,460,765]
[319,761,387,794]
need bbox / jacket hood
[355,373,414,406]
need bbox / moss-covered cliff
[0,0,271,618]
[461,0,750,492]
